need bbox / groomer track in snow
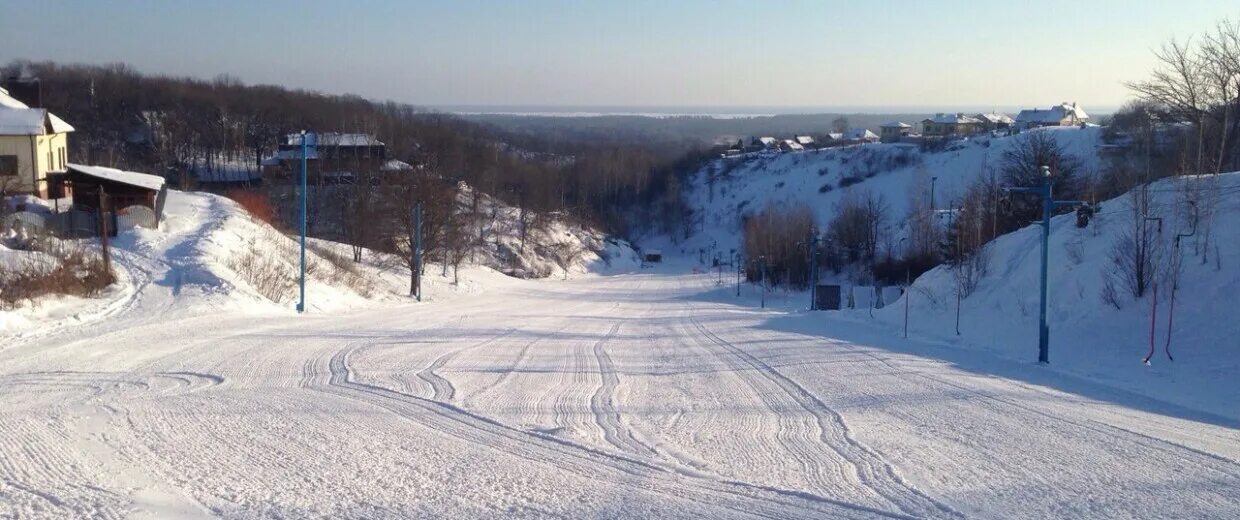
[2,258,1239,518]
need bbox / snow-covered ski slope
[872,172,1240,420]
[2,165,1239,518]
[679,127,1103,254]
[3,257,1240,518]
[1,189,637,337]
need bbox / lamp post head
[1040,165,1051,178]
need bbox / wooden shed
[65,163,168,224]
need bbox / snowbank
[2,187,639,339]
[871,172,1240,419]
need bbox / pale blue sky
[2,1,1237,111]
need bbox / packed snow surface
[2,177,1239,518]
[3,268,1240,517]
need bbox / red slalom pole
[1163,281,1177,362]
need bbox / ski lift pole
[1003,165,1087,364]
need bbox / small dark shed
[643,249,663,263]
[814,284,842,310]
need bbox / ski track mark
[685,309,965,520]
[324,343,918,520]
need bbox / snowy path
[2,270,1239,518]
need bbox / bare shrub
[743,204,816,288]
[227,234,295,303]
[952,244,990,298]
[1105,187,1164,299]
[306,241,377,297]
[1100,277,1124,310]
[225,189,279,226]
[0,239,116,309]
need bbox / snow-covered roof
[264,148,320,163]
[380,159,413,171]
[847,128,879,140]
[0,87,25,109]
[782,139,805,150]
[975,113,1014,125]
[67,163,166,191]
[756,137,778,146]
[826,132,844,140]
[0,86,75,135]
[1015,103,1089,124]
[795,135,815,145]
[881,121,912,128]
[924,113,982,125]
[285,132,384,147]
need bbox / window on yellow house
[0,155,18,176]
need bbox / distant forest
[1,60,713,237]
[461,112,932,148]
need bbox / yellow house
[0,86,74,199]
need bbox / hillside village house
[879,121,912,142]
[921,113,984,137]
[0,86,74,199]
[750,136,779,150]
[262,132,399,184]
[846,128,880,143]
[794,135,815,147]
[1015,103,1089,129]
[975,112,1015,132]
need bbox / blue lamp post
[297,130,308,313]
[1003,165,1086,364]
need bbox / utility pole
[1003,165,1086,364]
[97,187,111,276]
[807,233,819,310]
[297,130,308,313]
[930,175,938,211]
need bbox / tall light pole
[414,202,423,302]
[758,255,767,309]
[297,130,308,313]
[1003,165,1085,364]
[930,176,938,211]
[806,233,819,310]
[735,251,742,297]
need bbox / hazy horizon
[2,1,1236,110]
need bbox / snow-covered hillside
[866,172,1240,418]
[1,188,638,338]
[675,127,1103,253]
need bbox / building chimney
[1,76,42,108]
